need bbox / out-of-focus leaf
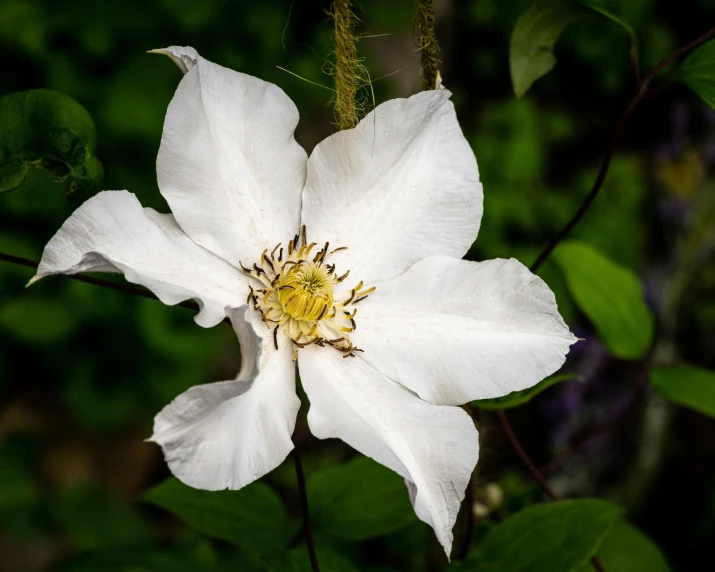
[55,550,180,572]
[307,455,416,540]
[285,546,361,572]
[462,499,622,571]
[56,536,223,572]
[474,373,581,410]
[680,38,715,108]
[509,0,585,98]
[651,365,715,419]
[0,298,79,343]
[0,89,103,200]
[52,484,153,550]
[575,520,672,572]
[553,240,654,359]
[143,477,297,553]
[579,0,638,69]
[0,446,38,512]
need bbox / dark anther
[344,289,356,305]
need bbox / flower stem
[456,472,475,560]
[496,410,558,501]
[529,24,715,274]
[496,410,605,571]
[292,445,320,572]
[331,0,359,130]
[415,0,440,90]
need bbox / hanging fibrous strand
[416,0,440,90]
[331,0,360,129]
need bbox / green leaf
[576,520,672,572]
[552,240,654,359]
[474,373,581,410]
[52,484,154,550]
[509,0,585,98]
[0,89,103,200]
[307,455,416,540]
[651,365,715,419]
[578,0,639,70]
[285,546,361,572]
[680,38,715,109]
[143,477,298,553]
[463,499,622,572]
[0,297,80,344]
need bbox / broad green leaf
[143,477,298,553]
[56,537,226,572]
[307,455,416,540]
[578,0,638,70]
[474,373,581,410]
[680,38,715,108]
[509,0,585,98]
[463,499,622,572]
[0,89,103,199]
[651,365,715,419]
[52,484,154,550]
[55,550,181,572]
[285,546,361,572]
[576,520,672,572]
[552,240,654,359]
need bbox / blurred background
[1,0,715,570]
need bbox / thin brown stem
[530,24,715,274]
[0,252,199,312]
[457,472,475,560]
[497,410,558,501]
[292,446,320,572]
[497,410,604,571]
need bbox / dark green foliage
[474,373,581,410]
[680,38,715,108]
[307,455,417,540]
[553,240,654,359]
[651,365,715,419]
[0,90,103,200]
[143,477,299,553]
[460,500,622,571]
[576,520,672,571]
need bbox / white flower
[31,46,577,556]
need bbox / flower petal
[298,347,478,557]
[151,307,300,490]
[355,256,577,406]
[155,46,307,267]
[301,90,482,284]
[31,190,247,328]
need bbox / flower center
[278,262,334,321]
[240,226,374,359]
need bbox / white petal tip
[143,436,156,444]
[26,274,44,287]
[149,46,198,74]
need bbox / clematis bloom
[31,46,577,555]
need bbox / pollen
[239,226,375,359]
[278,262,334,321]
